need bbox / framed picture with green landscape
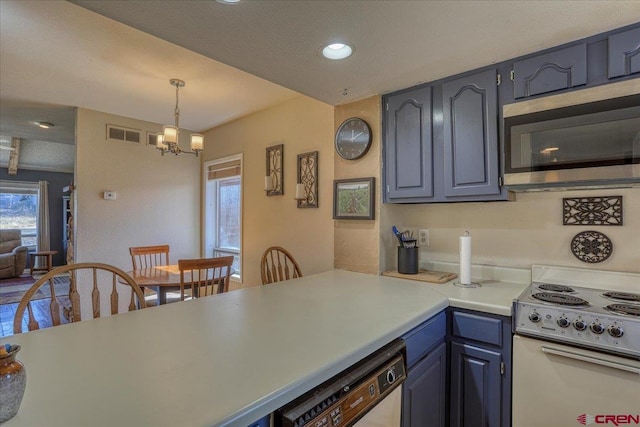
[333,177,375,220]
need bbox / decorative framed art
[296,151,318,208]
[333,177,375,220]
[265,144,283,196]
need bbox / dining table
[126,264,226,304]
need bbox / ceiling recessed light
[34,121,54,129]
[322,42,353,60]
[216,0,241,4]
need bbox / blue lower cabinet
[247,414,270,427]
[401,310,447,427]
[402,341,447,427]
[448,308,512,427]
[450,342,502,427]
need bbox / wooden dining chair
[178,256,234,301]
[260,246,302,285]
[129,245,170,270]
[13,262,147,334]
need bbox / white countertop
[0,270,448,427]
[419,261,531,316]
[427,279,529,316]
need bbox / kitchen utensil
[392,226,405,245]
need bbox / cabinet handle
[541,346,640,374]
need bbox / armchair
[0,229,29,279]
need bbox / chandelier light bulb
[191,134,204,152]
[163,125,178,144]
[156,134,168,151]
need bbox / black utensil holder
[397,246,419,274]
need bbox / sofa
[0,229,29,279]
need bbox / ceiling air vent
[106,124,141,144]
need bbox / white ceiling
[2,0,640,173]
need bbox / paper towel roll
[459,231,472,284]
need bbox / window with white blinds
[204,155,242,280]
[0,180,39,247]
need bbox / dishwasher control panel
[275,340,406,427]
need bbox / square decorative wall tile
[562,196,623,226]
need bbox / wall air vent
[106,124,141,144]
[147,132,158,147]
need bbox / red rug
[0,274,35,287]
[0,274,69,305]
[0,275,168,306]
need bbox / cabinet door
[608,27,640,78]
[402,341,446,427]
[385,86,434,200]
[442,69,501,198]
[247,415,270,427]
[450,342,502,427]
[513,44,587,98]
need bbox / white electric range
[512,265,640,427]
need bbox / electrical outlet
[419,229,429,246]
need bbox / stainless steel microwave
[503,79,640,188]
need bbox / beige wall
[201,95,335,286]
[387,188,640,273]
[333,96,382,274]
[74,99,639,281]
[75,108,201,270]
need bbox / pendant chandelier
[157,79,204,156]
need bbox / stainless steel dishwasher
[274,339,406,427]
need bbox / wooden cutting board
[382,269,458,284]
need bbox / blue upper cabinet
[608,27,640,79]
[385,86,434,200]
[442,69,501,198]
[512,44,587,98]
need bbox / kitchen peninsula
[0,269,527,427]
[1,270,445,426]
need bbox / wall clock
[335,117,372,160]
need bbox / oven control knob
[590,322,605,334]
[529,312,541,323]
[573,319,587,331]
[386,370,396,384]
[608,325,624,338]
[556,316,570,328]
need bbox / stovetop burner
[603,291,640,302]
[605,304,640,317]
[515,267,640,360]
[537,283,575,293]
[532,292,590,306]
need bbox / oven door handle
[541,346,640,374]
